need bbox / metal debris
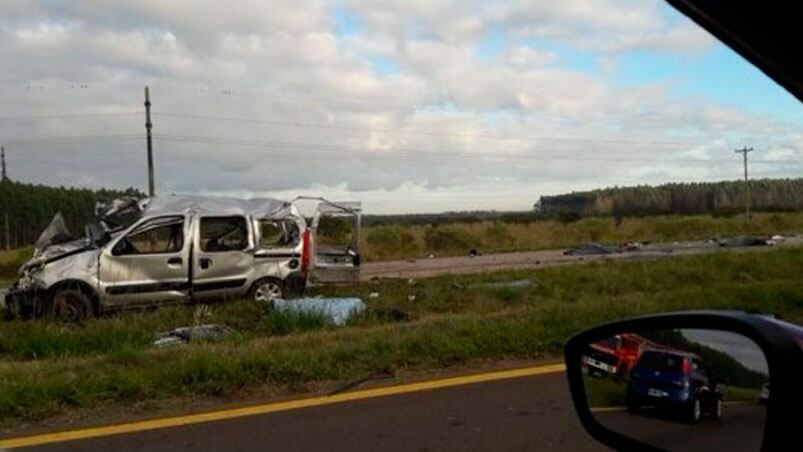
[563,243,617,256]
[718,236,769,247]
[153,324,237,348]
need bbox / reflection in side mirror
[581,329,768,452]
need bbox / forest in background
[536,178,803,218]
[0,181,141,249]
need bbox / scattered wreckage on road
[4,195,362,321]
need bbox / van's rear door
[309,201,361,284]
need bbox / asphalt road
[595,403,766,452]
[21,372,606,452]
[360,239,800,281]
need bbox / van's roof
[143,194,296,218]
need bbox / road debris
[469,279,536,290]
[269,297,366,326]
[563,243,617,256]
[328,369,395,395]
[407,294,417,302]
[369,291,380,298]
[153,324,237,348]
[718,236,769,247]
[468,249,479,258]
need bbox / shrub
[424,226,477,252]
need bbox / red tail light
[301,229,311,276]
[682,358,691,374]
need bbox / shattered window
[316,214,356,251]
[114,216,184,255]
[259,219,300,249]
[200,217,249,252]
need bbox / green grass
[584,376,627,408]
[0,246,33,281]
[360,212,803,260]
[0,247,802,422]
[724,386,762,402]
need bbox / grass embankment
[0,246,32,283]
[0,247,801,423]
[361,211,803,260]
[1,212,802,278]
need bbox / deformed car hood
[24,238,94,271]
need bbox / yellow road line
[590,406,626,413]
[0,363,565,449]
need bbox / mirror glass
[581,329,768,452]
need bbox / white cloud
[0,0,799,213]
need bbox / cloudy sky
[1,0,802,213]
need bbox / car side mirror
[564,311,803,451]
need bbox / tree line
[0,180,142,250]
[537,178,803,218]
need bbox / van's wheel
[712,397,723,420]
[250,278,284,303]
[687,397,702,423]
[49,289,94,323]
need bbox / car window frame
[111,215,186,256]
[198,215,251,253]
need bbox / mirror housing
[564,311,803,451]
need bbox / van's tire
[249,278,285,303]
[686,397,702,424]
[712,397,723,420]
[49,289,94,323]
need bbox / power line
[0,112,140,120]
[152,111,708,147]
[3,134,143,145]
[153,133,785,164]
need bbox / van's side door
[309,201,361,284]
[98,215,191,307]
[192,215,254,299]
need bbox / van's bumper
[3,285,45,319]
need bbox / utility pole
[3,213,8,251]
[144,86,155,197]
[734,146,753,220]
[1,146,7,182]
[1,146,7,250]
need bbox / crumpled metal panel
[34,212,73,253]
[144,195,292,219]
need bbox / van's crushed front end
[4,201,139,318]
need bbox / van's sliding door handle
[167,257,183,265]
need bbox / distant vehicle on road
[626,349,723,423]
[583,333,644,377]
[5,195,361,321]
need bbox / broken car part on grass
[153,324,237,348]
[4,194,362,322]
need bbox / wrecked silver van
[4,195,361,321]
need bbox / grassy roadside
[1,212,801,280]
[0,247,802,423]
[361,212,803,260]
